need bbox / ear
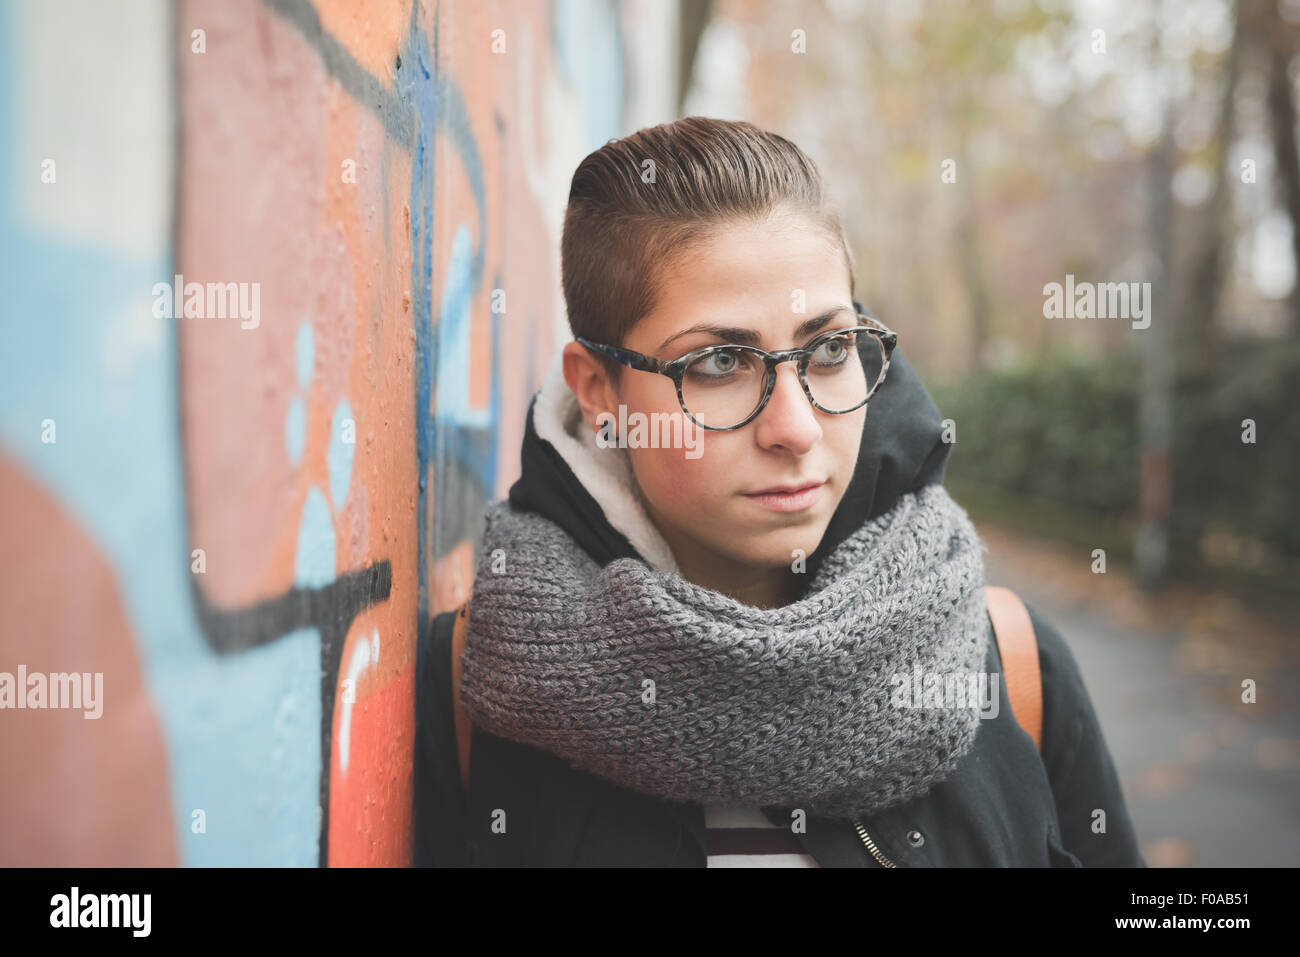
[562,341,619,433]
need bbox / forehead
[630,217,853,353]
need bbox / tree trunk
[1177,0,1245,375]
[1262,10,1300,332]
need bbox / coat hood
[505,301,953,591]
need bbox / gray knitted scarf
[458,481,990,820]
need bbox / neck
[645,504,802,610]
[714,569,801,610]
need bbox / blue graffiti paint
[435,225,492,431]
[328,398,354,509]
[407,3,437,624]
[294,486,336,588]
[296,319,315,389]
[286,395,307,466]
[404,3,499,623]
[288,319,313,465]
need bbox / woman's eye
[812,337,850,365]
[695,350,740,376]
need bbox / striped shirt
[704,806,820,867]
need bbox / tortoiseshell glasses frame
[577,311,898,432]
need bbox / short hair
[560,116,856,387]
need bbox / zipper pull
[853,819,897,867]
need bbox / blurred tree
[1177,0,1244,375]
[1257,0,1300,329]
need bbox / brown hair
[560,116,856,386]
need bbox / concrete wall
[0,0,674,866]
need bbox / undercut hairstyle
[560,116,856,387]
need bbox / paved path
[977,521,1300,867]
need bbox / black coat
[413,314,1146,867]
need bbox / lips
[741,481,826,513]
[744,481,824,496]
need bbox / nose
[751,363,822,453]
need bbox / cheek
[619,376,678,420]
[831,411,867,481]
[628,445,730,512]
[618,381,738,509]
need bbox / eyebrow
[658,306,854,354]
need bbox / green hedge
[929,339,1300,589]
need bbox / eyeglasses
[577,311,898,432]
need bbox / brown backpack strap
[450,601,473,791]
[985,585,1043,752]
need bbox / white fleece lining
[531,353,682,575]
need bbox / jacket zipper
[853,819,897,867]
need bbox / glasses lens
[681,347,766,429]
[804,329,883,413]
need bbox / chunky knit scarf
[457,481,990,820]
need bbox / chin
[732,526,825,570]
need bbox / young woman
[414,117,1144,868]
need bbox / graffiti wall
[0,0,664,866]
